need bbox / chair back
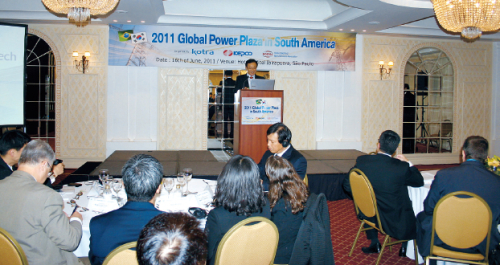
[349,168,385,233]
[215,217,279,265]
[430,191,492,260]
[0,227,28,265]
[103,241,138,265]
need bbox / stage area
[64,149,366,201]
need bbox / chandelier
[42,0,120,22]
[431,0,500,40]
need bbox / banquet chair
[103,241,138,265]
[348,168,418,265]
[0,227,28,265]
[215,217,279,265]
[425,191,491,265]
[304,174,308,187]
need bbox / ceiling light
[350,29,355,32]
[42,0,120,23]
[113,20,117,22]
[363,30,366,32]
[127,20,131,23]
[432,0,500,41]
[141,21,145,23]
[339,29,343,31]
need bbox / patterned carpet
[329,199,417,265]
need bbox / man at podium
[258,123,307,191]
[235,59,265,90]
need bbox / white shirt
[275,145,291,157]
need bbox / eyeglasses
[45,162,52,169]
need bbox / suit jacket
[289,193,335,265]
[205,204,271,265]
[416,160,500,257]
[0,157,13,180]
[258,145,307,190]
[235,74,265,91]
[89,201,163,265]
[0,170,82,265]
[271,198,304,264]
[344,153,424,240]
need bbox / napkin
[87,197,119,213]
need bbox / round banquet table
[60,178,217,257]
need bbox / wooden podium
[234,90,284,163]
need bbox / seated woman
[266,155,309,264]
[205,155,270,265]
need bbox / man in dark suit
[235,58,265,91]
[416,136,500,258]
[344,130,424,255]
[219,70,238,138]
[0,130,31,180]
[89,154,164,265]
[258,123,307,191]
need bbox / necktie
[250,76,254,79]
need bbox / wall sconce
[73,51,90,74]
[379,61,393,80]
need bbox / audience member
[258,122,307,190]
[0,130,31,180]
[266,156,309,264]
[89,154,164,265]
[0,139,83,265]
[344,130,423,256]
[235,58,264,91]
[205,155,270,265]
[137,212,208,265]
[416,136,500,258]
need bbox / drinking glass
[183,168,194,194]
[177,173,186,196]
[112,179,123,194]
[163,178,174,198]
[98,169,109,184]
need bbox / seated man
[344,130,423,255]
[0,140,83,265]
[137,212,208,265]
[258,122,307,190]
[89,154,164,265]
[0,130,31,180]
[416,136,500,258]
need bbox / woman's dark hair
[137,212,207,265]
[266,156,308,214]
[213,155,266,216]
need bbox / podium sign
[241,97,282,125]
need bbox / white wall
[315,35,363,150]
[105,34,366,157]
[107,66,158,157]
[491,42,500,156]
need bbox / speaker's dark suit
[345,153,424,240]
[258,145,307,191]
[416,160,500,257]
[89,201,163,265]
[235,74,264,91]
[0,157,13,180]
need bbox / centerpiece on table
[486,155,500,176]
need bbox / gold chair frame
[425,191,492,265]
[103,241,138,265]
[215,216,279,265]
[348,168,418,265]
[0,227,28,265]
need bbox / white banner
[241,97,282,125]
[109,25,356,71]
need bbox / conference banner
[241,97,282,125]
[109,24,356,71]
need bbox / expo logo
[223,50,233,56]
[233,51,253,57]
[263,51,273,58]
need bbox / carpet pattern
[329,199,417,265]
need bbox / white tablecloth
[60,178,217,257]
[406,170,466,265]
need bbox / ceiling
[0,0,499,41]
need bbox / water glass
[163,178,174,197]
[183,168,193,194]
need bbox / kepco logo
[233,51,253,57]
[223,50,233,56]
